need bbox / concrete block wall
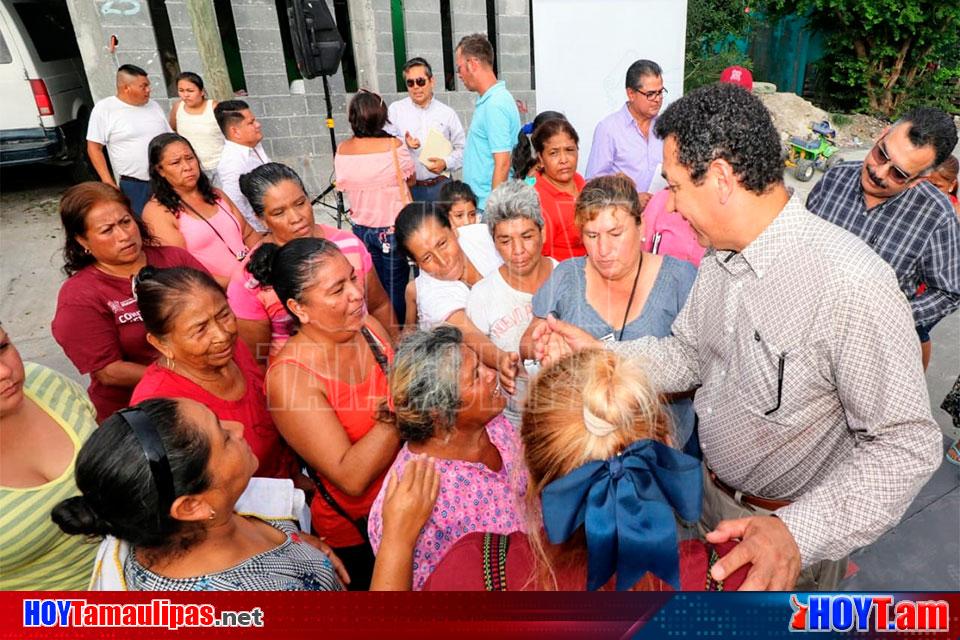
[163,0,203,79]
[75,0,536,224]
[402,0,446,84]
[84,0,166,99]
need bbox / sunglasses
[632,87,668,100]
[405,77,428,88]
[869,137,917,185]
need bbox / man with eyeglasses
[807,107,960,368]
[456,34,521,210]
[586,59,666,210]
[386,57,466,204]
[534,84,942,592]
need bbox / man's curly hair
[654,83,784,195]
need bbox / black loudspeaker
[287,0,345,78]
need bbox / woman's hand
[381,456,440,547]
[496,351,521,396]
[370,456,441,591]
[299,531,351,587]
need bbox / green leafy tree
[684,0,754,92]
[767,0,960,116]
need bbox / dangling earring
[208,509,216,520]
[165,355,175,371]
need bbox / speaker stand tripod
[311,74,348,228]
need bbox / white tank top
[175,100,224,171]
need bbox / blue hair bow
[540,439,702,591]
[520,122,535,135]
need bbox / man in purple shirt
[586,59,666,210]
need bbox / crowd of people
[2,32,959,593]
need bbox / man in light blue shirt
[585,59,666,211]
[457,34,521,210]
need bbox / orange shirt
[534,173,586,261]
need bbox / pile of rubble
[758,92,886,147]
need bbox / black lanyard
[179,199,247,262]
[617,253,644,342]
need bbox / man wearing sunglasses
[385,57,465,204]
[807,107,960,366]
[586,59,667,211]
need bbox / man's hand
[705,515,801,590]
[532,315,601,364]
[638,192,653,211]
[405,131,421,149]
[424,157,447,174]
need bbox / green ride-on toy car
[785,120,842,182]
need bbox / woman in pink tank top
[142,134,261,287]
[254,237,401,591]
[226,162,398,364]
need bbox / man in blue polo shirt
[457,34,521,210]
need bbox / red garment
[534,173,587,261]
[267,323,395,548]
[423,532,749,591]
[52,246,206,422]
[130,340,295,480]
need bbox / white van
[0,0,93,179]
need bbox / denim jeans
[352,223,409,326]
[119,177,152,217]
[410,176,449,204]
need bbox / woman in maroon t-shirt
[129,265,296,480]
[52,182,207,422]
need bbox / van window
[13,2,81,62]
[0,30,12,64]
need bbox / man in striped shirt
[533,84,942,591]
[806,107,960,369]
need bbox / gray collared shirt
[610,194,941,566]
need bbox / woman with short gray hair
[366,326,527,590]
[467,181,556,421]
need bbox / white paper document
[419,127,453,165]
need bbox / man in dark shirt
[806,107,960,367]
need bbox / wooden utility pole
[184,0,233,100]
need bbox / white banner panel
[531,0,688,173]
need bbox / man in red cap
[720,65,753,91]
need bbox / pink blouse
[367,414,527,590]
[227,224,375,357]
[177,198,248,280]
[334,145,414,228]
[641,189,707,267]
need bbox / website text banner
[3,591,960,639]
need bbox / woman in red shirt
[532,118,587,261]
[256,238,400,591]
[52,182,207,422]
[129,266,295,481]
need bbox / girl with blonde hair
[424,349,747,591]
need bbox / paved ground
[1,150,957,590]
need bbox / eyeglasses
[632,87,668,101]
[405,77,428,88]
[869,137,917,184]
